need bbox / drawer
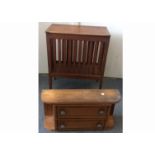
[57,119,106,131]
[56,106,110,118]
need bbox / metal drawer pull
[96,123,103,128]
[98,110,105,115]
[60,124,65,129]
[60,110,66,115]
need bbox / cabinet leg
[110,104,115,115]
[48,76,52,89]
[99,78,103,89]
[105,116,114,129]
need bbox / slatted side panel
[50,38,105,75]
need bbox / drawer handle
[60,110,66,116]
[96,123,103,128]
[60,124,65,129]
[98,110,105,115]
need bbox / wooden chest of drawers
[41,89,120,131]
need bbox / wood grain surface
[41,89,121,104]
[46,24,110,36]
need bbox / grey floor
[39,74,123,133]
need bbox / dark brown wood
[52,39,56,71]
[41,89,120,131]
[46,34,53,89]
[50,72,101,80]
[62,39,66,64]
[67,40,71,65]
[99,77,103,89]
[93,41,99,64]
[73,40,77,64]
[58,39,61,63]
[82,40,87,64]
[98,42,104,65]
[78,40,82,63]
[48,74,52,89]
[56,106,109,118]
[46,24,110,88]
[57,119,106,131]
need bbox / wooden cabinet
[46,24,110,88]
[41,89,120,131]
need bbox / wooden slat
[78,40,82,63]
[61,39,64,63]
[93,41,99,64]
[98,42,104,65]
[73,40,77,64]
[46,35,52,73]
[58,39,61,63]
[67,40,72,65]
[81,40,84,64]
[71,40,74,63]
[82,40,87,64]
[46,35,53,88]
[89,42,94,74]
[96,42,101,64]
[52,39,56,70]
[62,39,67,65]
[77,40,82,73]
[79,41,84,73]
[101,38,110,73]
[87,41,94,64]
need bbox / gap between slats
[52,39,105,73]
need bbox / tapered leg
[110,104,115,115]
[99,78,103,89]
[48,75,52,89]
[44,104,55,130]
[105,116,114,129]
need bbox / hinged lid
[46,24,110,36]
[41,89,120,104]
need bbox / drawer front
[57,119,106,130]
[56,106,110,118]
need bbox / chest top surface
[46,24,110,37]
[41,89,120,104]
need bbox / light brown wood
[44,104,55,130]
[46,24,110,36]
[44,115,55,130]
[41,89,121,104]
[105,116,114,129]
[41,89,120,131]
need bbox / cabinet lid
[46,24,110,36]
[41,89,120,104]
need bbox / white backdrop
[39,22,122,78]
[1,0,155,154]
